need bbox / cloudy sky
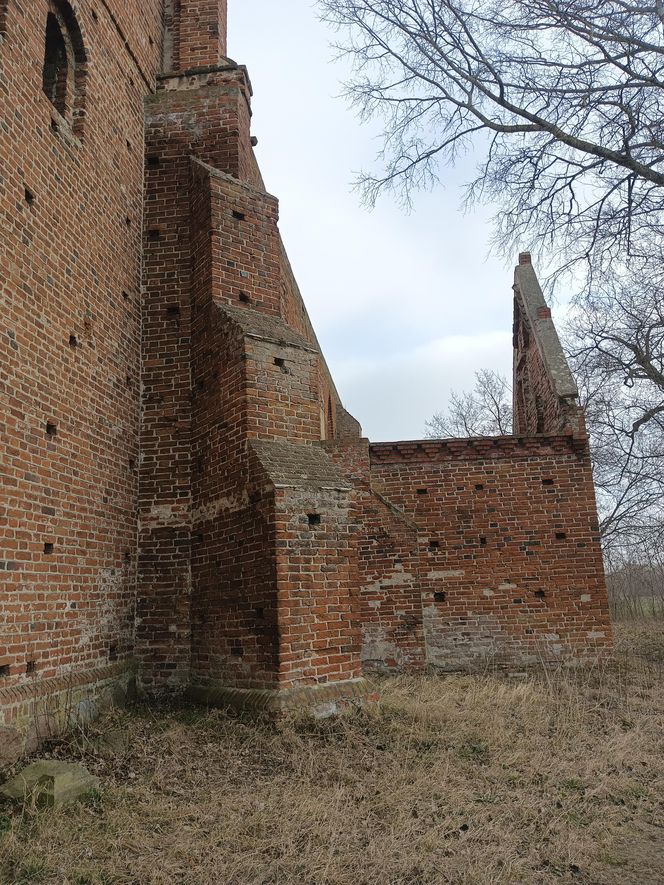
[228,1,516,442]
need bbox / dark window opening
[232,210,246,221]
[42,1,87,133]
[46,421,58,437]
[109,644,118,661]
[326,395,334,440]
[479,536,487,546]
[434,591,447,603]
[542,478,555,486]
[148,228,161,241]
[69,334,78,347]
[534,590,546,599]
[556,532,567,541]
[231,644,243,657]
[147,155,160,168]
[308,513,321,526]
[239,292,251,304]
[0,665,9,678]
[42,12,68,115]
[26,660,37,675]
[24,187,35,207]
[255,607,265,620]
[475,483,484,491]
[416,488,428,496]
[44,542,54,554]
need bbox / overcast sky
[228,1,515,442]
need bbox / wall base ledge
[187,677,376,717]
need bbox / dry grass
[2,621,664,885]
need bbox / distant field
[2,621,664,885]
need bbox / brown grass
[2,621,664,885]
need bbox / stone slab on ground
[0,760,100,808]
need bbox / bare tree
[322,0,664,559]
[319,0,664,289]
[567,280,664,549]
[425,370,512,437]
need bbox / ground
[1,622,664,885]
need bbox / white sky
[228,1,515,442]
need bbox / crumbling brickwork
[1,0,611,762]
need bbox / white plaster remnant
[498,582,518,591]
[427,570,464,579]
[368,599,380,610]
[482,588,495,597]
[191,492,249,522]
[580,594,592,602]
[588,630,606,639]
[363,569,414,594]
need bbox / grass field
[1,621,664,885]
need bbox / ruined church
[0,0,611,761]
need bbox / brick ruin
[0,0,612,761]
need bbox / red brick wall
[369,438,611,669]
[164,0,228,73]
[0,0,161,721]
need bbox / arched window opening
[41,1,87,133]
[42,13,69,114]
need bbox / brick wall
[1,0,612,753]
[369,438,611,669]
[0,0,162,759]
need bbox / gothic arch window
[41,1,86,132]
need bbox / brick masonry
[0,1,611,761]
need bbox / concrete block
[1,760,101,808]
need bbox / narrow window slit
[46,421,58,437]
[26,660,37,675]
[44,542,54,554]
